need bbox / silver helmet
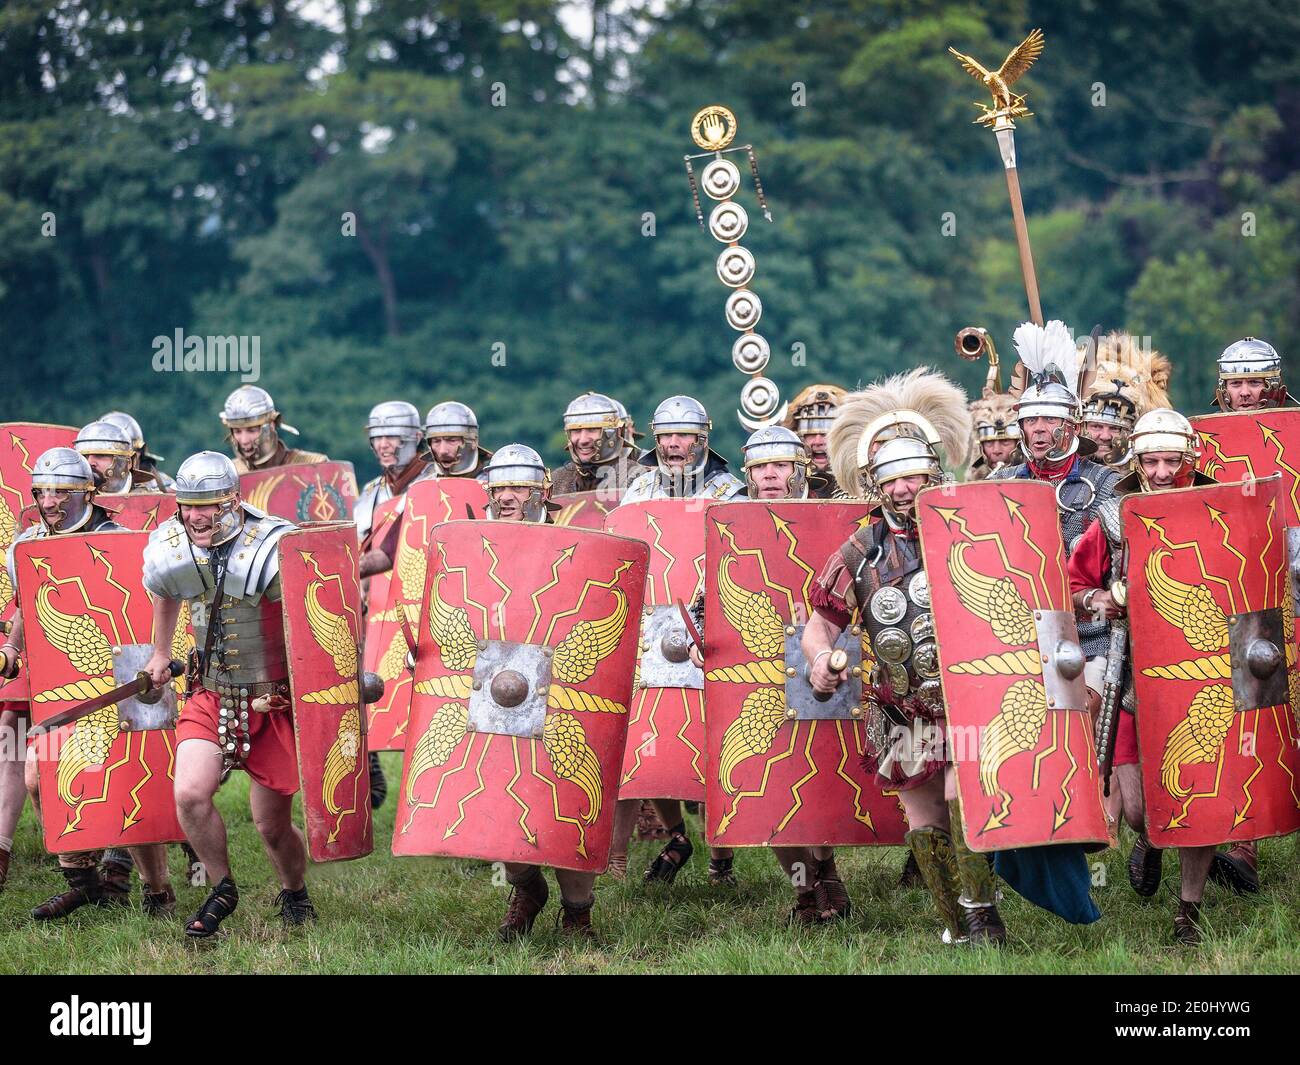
[221,384,296,464]
[423,401,480,476]
[868,436,942,526]
[174,451,244,546]
[741,426,810,499]
[482,443,549,523]
[30,447,96,533]
[101,410,164,470]
[611,397,636,446]
[1214,337,1286,410]
[1129,408,1198,490]
[562,392,622,466]
[75,419,135,494]
[650,395,711,476]
[366,400,423,468]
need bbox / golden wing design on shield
[405,701,469,802]
[1143,549,1228,652]
[322,707,361,815]
[979,678,1047,796]
[542,712,603,824]
[396,536,428,604]
[552,587,628,683]
[427,571,477,671]
[948,541,1036,646]
[243,473,286,513]
[1160,686,1235,799]
[301,580,359,704]
[718,687,786,794]
[57,704,120,808]
[716,555,783,656]
[33,584,114,700]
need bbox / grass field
[1,752,1297,974]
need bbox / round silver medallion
[913,641,940,679]
[869,586,908,625]
[873,627,912,664]
[701,158,741,200]
[886,663,911,696]
[908,571,930,608]
[916,679,943,712]
[909,612,934,643]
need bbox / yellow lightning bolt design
[87,543,137,643]
[10,431,33,472]
[621,686,662,786]
[61,733,133,835]
[1005,496,1055,606]
[444,734,492,839]
[530,740,588,858]
[122,730,153,830]
[1270,706,1300,808]
[1206,505,1251,609]
[675,689,705,785]
[1197,431,1255,482]
[1260,423,1300,520]
[773,722,819,833]
[400,732,474,835]
[1138,513,1240,617]
[770,512,816,609]
[716,723,800,835]
[1031,708,1059,790]
[643,512,675,603]
[32,554,127,648]
[1235,709,1264,826]
[1053,712,1077,831]
[541,559,634,645]
[437,541,489,635]
[832,720,874,830]
[506,737,537,846]
[714,518,797,619]
[525,544,576,642]
[480,537,511,639]
[931,505,1041,609]
[1166,744,1226,829]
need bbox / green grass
[2,753,1297,973]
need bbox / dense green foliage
[1,1,1297,479]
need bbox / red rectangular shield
[102,494,177,532]
[365,478,490,752]
[393,520,649,871]
[1192,410,1300,525]
[703,500,909,848]
[1124,475,1300,847]
[363,498,408,752]
[604,499,708,801]
[917,480,1108,851]
[279,522,373,862]
[553,490,620,530]
[14,530,184,852]
[240,460,359,522]
[0,422,78,702]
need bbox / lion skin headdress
[829,368,973,497]
[1082,331,1172,418]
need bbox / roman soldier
[99,410,174,491]
[141,451,313,938]
[473,443,605,938]
[220,385,328,473]
[1212,337,1294,412]
[1079,332,1173,467]
[783,384,846,497]
[421,401,492,479]
[622,396,744,503]
[550,392,636,499]
[804,375,1013,943]
[990,322,1120,709]
[966,392,1021,480]
[74,419,160,496]
[0,448,173,918]
[1067,409,1218,943]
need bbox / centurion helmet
[650,395,711,477]
[741,425,810,499]
[30,447,97,533]
[174,451,244,546]
[1129,408,1199,491]
[220,385,296,464]
[562,392,623,466]
[423,401,480,476]
[1214,337,1287,411]
[366,401,422,467]
[482,443,549,523]
[75,420,135,494]
[1011,320,1085,461]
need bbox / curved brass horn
[955,326,1002,394]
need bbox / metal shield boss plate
[703,500,909,847]
[916,481,1107,852]
[279,522,373,862]
[364,479,488,752]
[603,499,707,801]
[103,494,178,533]
[239,460,360,522]
[362,497,408,752]
[393,520,648,871]
[1124,475,1300,847]
[552,490,621,530]
[0,422,78,702]
[1191,409,1300,525]
[13,530,185,853]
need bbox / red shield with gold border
[279,522,373,862]
[1192,410,1300,525]
[240,460,359,523]
[603,499,707,801]
[0,422,77,702]
[1124,475,1300,847]
[363,498,408,751]
[13,530,185,852]
[102,494,177,532]
[917,481,1108,852]
[365,478,489,752]
[393,520,648,871]
[703,500,909,848]
[553,490,620,530]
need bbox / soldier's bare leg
[127,843,176,915]
[1174,844,1216,945]
[248,779,306,890]
[174,738,232,884]
[773,846,819,924]
[606,798,638,879]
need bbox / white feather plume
[1013,319,1081,395]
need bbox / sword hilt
[136,659,186,705]
[812,649,849,702]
